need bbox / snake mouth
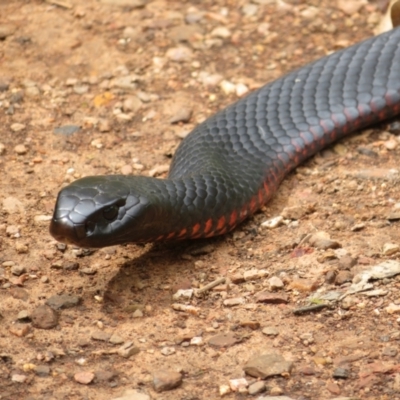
[49,216,87,246]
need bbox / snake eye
[103,205,119,220]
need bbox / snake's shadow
[101,237,227,313]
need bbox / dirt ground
[2,0,400,399]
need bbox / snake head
[50,175,156,247]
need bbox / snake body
[50,28,400,248]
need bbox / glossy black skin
[50,28,400,248]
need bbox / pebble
[382,243,400,256]
[132,309,143,318]
[17,310,30,321]
[11,265,26,276]
[244,269,268,281]
[248,380,266,395]
[153,369,183,392]
[109,334,125,344]
[223,297,245,306]
[35,365,51,377]
[261,216,284,229]
[262,327,279,336]
[91,330,112,342]
[117,342,140,358]
[99,0,148,8]
[53,125,80,135]
[161,346,175,356]
[3,197,25,214]
[170,106,192,124]
[0,142,5,155]
[111,389,150,400]
[208,332,239,348]
[255,291,288,304]
[220,80,236,95]
[243,352,293,378]
[198,72,223,87]
[210,27,231,38]
[308,233,341,250]
[11,124,26,133]
[123,96,142,113]
[9,323,30,337]
[386,303,400,314]
[73,84,89,94]
[121,165,133,175]
[335,271,353,285]
[165,46,193,62]
[31,305,58,329]
[190,336,203,346]
[11,374,27,383]
[268,276,284,290]
[219,385,231,396]
[15,242,28,254]
[74,371,95,385]
[229,377,248,391]
[46,294,81,310]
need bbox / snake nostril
[85,220,95,235]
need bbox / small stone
[244,269,268,281]
[332,367,350,379]
[35,365,51,377]
[255,291,288,304]
[15,243,28,254]
[261,216,284,229]
[166,46,193,62]
[223,297,245,306]
[382,347,398,357]
[190,336,203,346]
[121,165,133,175]
[386,303,400,314]
[117,342,140,358]
[46,294,81,310]
[208,332,239,348]
[161,346,175,356]
[268,276,284,289]
[3,197,25,214]
[309,233,341,250]
[109,334,124,345]
[31,305,58,329]
[9,323,30,337]
[99,0,148,7]
[11,374,27,383]
[95,369,118,382]
[11,125,26,133]
[91,330,112,342]
[243,352,293,378]
[335,271,353,285]
[248,381,266,395]
[73,84,89,94]
[14,145,28,158]
[229,378,248,391]
[262,327,279,336]
[210,27,231,38]
[132,309,143,318]
[153,369,183,392]
[338,255,356,269]
[219,385,231,396]
[11,265,26,276]
[123,96,142,113]
[169,106,192,124]
[17,310,30,321]
[54,125,80,135]
[281,205,309,220]
[383,243,400,256]
[240,321,260,330]
[110,389,150,400]
[74,371,95,385]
